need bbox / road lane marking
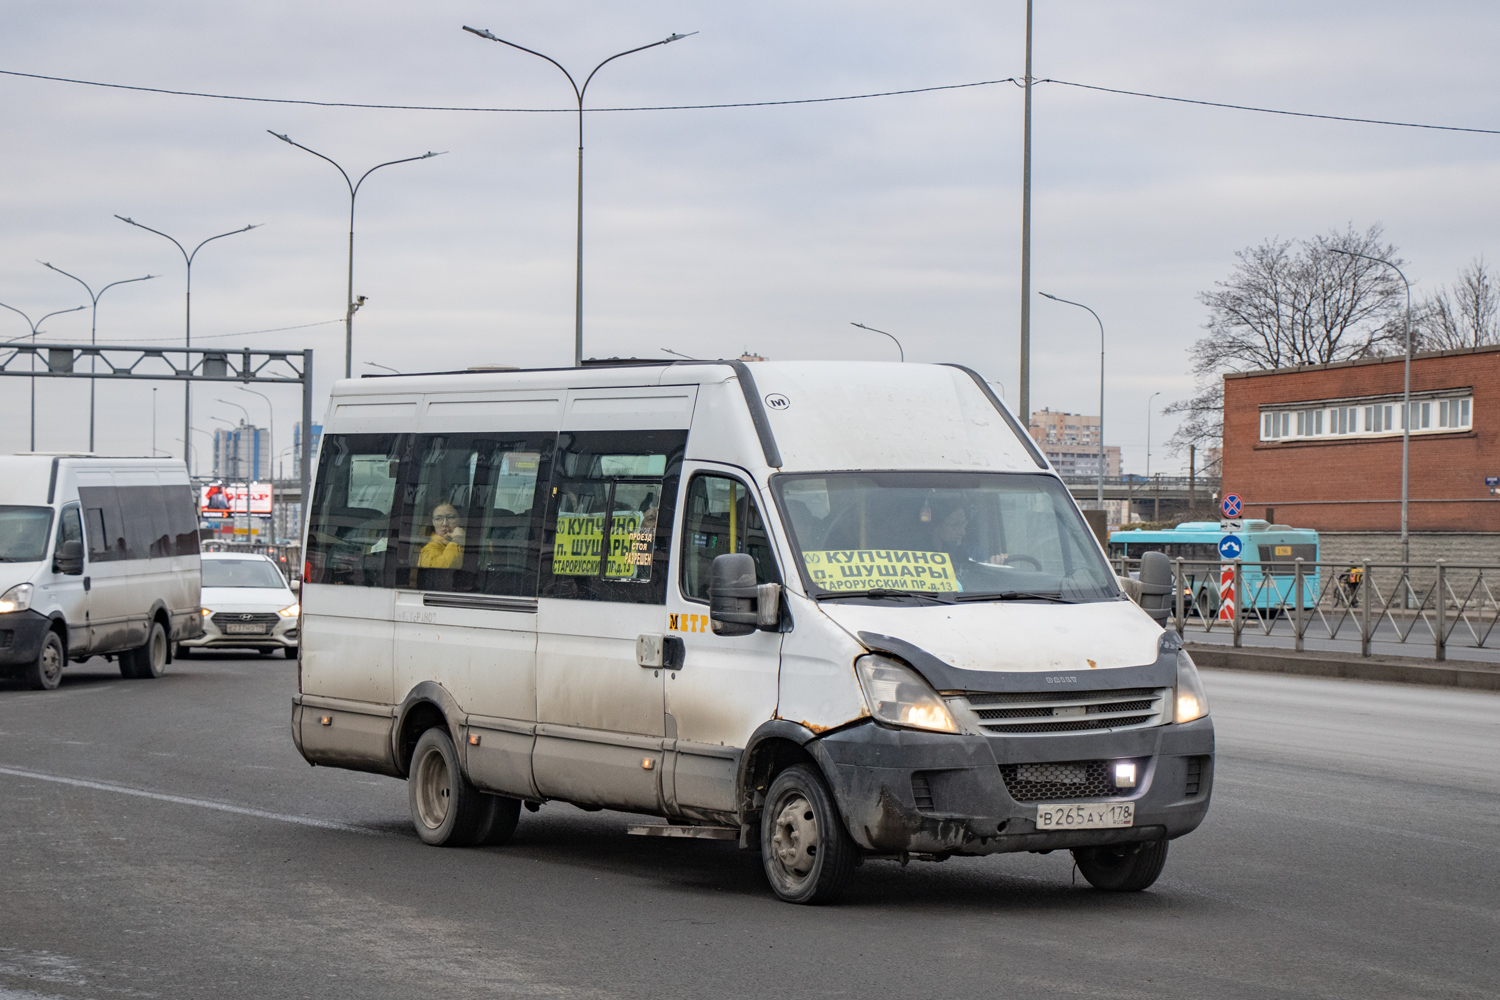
[0,765,381,836]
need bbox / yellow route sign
[802,549,960,592]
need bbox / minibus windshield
[0,506,54,563]
[774,473,1118,603]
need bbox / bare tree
[1415,256,1499,350]
[1167,223,1406,460]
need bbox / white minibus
[0,456,203,689]
[292,361,1214,903]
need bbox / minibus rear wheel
[408,727,490,847]
[760,764,856,904]
[1071,839,1169,891]
[120,621,169,680]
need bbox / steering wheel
[997,553,1043,571]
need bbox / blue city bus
[1108,520,1321,614]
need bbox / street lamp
[363,361,402,375]
[850,322,905,362]
[39,262,156,452]
[115,216,261,469]
[1332,249,1412,563]
[463,25,696,367]
[0,302,86,450]
[267,132,445,379]
[1146,390,1162,478]
[1039,293,1105,509]
[660,348,698,361]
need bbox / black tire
[175,644,191,659]
[474,794,522,846]
[27,630,65,691]
[1072,839,1169,892]
[282,647,297,659]
[407,728,488,847]
[120,621,169,680]
[760,763,857,904]
[258,647,274,656]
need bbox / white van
[292,361,1214,903]
[0,456,203,689]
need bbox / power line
[96,319,342,344]
[1041,77,1500,137]
[0,67,1015,113]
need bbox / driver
[927,499,1008,570]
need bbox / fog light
[1113,762,1137,788]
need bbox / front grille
[1185,756,1204,796]
[0,630,12,648]
[211,612,281,631]
[1000,760,1120,802]
[910,773,935,812]
[962,687,1168,736]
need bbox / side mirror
[54,539,84,576]
[1136,550,1173,625]
[289,578,301,593]
[708,553,781,636]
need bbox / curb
[1184,642,1500,692]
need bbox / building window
[1262,392,1472,443]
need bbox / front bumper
[808,716,1214,856]
[180,615,298,650]
[0,610,54,670]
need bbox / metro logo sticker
[669,613,710,633]
[802,550,960,592]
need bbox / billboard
[200,482,272,517]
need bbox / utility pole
[1018,0,1034,426]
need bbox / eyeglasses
[433,513,460,524]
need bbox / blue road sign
[1218,535,1243,560]
[1222,493,1242,518]
[1487,477,1499,487]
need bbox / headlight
[200,607,213,617]
[277,604,299,618]
[854,654,958,733]
[1175,650,1210,723]
[0,583,34,614]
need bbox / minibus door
[533,389,695,814]
[665,466,784,820]
[48,503,90,655]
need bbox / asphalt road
[1,654,1496,1000]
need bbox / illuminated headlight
[1113,761,1138,788]
[854,654,958,733]
[0,583,34,614]
[277,604,299,618]
[200,607,214,617]
[1174,650,1210,723]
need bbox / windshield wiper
[815,588,954,605]
[954,590,1075,604]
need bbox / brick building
[1028,408,1122,477]
[1222,345,1500,549]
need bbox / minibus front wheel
[760,764,857,904]
[1071,838,1169,891]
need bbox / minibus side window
[680,474,782,603]
[539,430,686,604]
[165,485,201,556]
[79,487,130,562]
[305,434,403,587]
[115,485,173,559]
[395,433,553,597]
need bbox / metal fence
[1112,557,1500,661]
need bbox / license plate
[224,623,267,634]
[1036,801,1134,830]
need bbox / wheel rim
[770,792,819,883]
[40,638,62,685]
[150,628,167,673]
[414,746,451,830]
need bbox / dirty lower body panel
[808,718,1214,856]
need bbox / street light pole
[39,263,156,452]
[850,322,905,362]
[463,25,695,367]
[238,385,275,539]
[1039,292,1105,509]
[1146,390,1162,478]
[1332,249,1413,563]
[1018,0,1034,427]
[115,217,261,468]
[267,133,444,379]
[0,302,86,450]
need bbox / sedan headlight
[0,583,34,614]
[277,604,299,618]
[200,607,214,617]
[1175,650,1210,723]
[854,654,958,733]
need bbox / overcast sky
[3,1,1498,476]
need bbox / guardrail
[1111,557,1499,661]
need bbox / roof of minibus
[1,455,189,504]
[332,360,1047,474]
